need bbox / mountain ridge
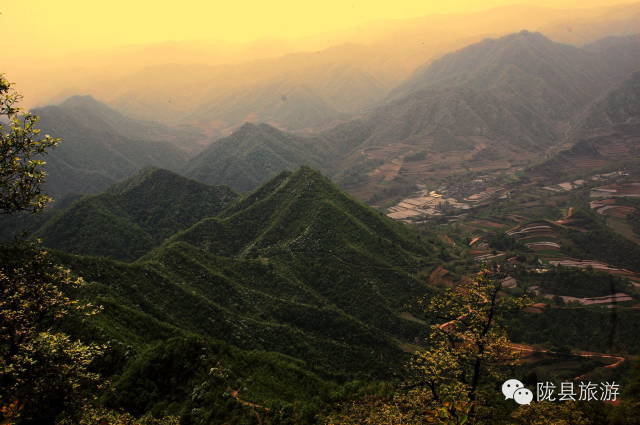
[29,168,238,260]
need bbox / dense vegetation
[18,166,455,422]
[531,268,633,298]
[509,308,640,354]
[562,214,640,272]
[4,168,237,260]
[183,123,335,192]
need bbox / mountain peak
[59,94,106,110]
[107,166,234,198]
[287,165,328,185]
[184,123,328,192]
[34,167,238,261]
[389,29,602,106]
[49,94,126,123]
[235,122,281,135]
[237,122,260,131]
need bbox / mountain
[313,31,640,202]
[574,70,640,137]
[50,167,448,419]
[169,167,435,331]
[183,123,335,192]
[33,96,197,198]
[172,31,640,204]
[531,71,640,179]
[28,168,237,261]
[189,81,345,131]
[41,95,205,151]
[583,34,640,84]
[71,44,393,132]
[391,31,607,118]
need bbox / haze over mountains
[533,70,640,178]
[180,30,640,199]
[4,2,640,422]
[8,2,640,135]
[32,26,640,205]
[32,96,204,198]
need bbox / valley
[2,5,640,423]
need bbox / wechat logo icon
[502,379,533,405]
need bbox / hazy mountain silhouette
[33,96,196,198]
[188,81,345,131]
[532,71,640,178]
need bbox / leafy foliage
[25,167,454,421]
[408,271,529,423]
[0,75,59,214]
[0,242,103,423]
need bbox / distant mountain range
[531,71,640,179]
[174,31,640,200]
[187,80,346,132]
[20,2,640,136]
[29,30,640,203]
[70,45,393,132]
[32,96,205,198]
[346,30,639,151]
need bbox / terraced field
[383,167,640,382]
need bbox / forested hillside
[183,123,336,191]
[24,167,457,421]
[6,168,237,260]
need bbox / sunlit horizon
[1,0,636,58]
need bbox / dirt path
[230,390,270,411]
[509,343,625,380]
[438,313,625,380]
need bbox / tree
[407,270,529,423]
[0,75,100,424]
[0,242,104,423]
[0,74,59,214]
[325,271,530,425]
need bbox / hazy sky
[1,0,631,57]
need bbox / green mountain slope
[32,168,237,261]
[48,167,446,420]
[183,123,335,192]
[171,167,435,332]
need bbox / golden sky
[0,0,629,57]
